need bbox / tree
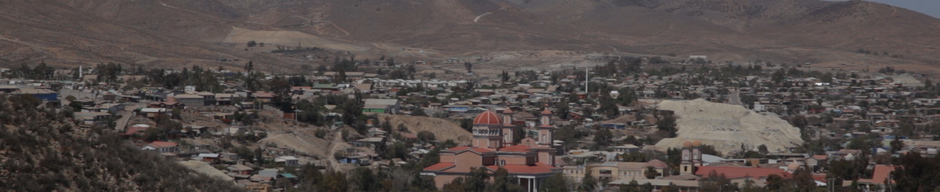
[488,168,523,192]
[656,114,677,137]
[464,167,489,192]
[540,173,569,192]
[580,171,597,192]
[350,167,381,192]
[892,152,940,192]
[699,170,736,192]
[644,166,659,179]
[412,107,428,116]
[757,144,769,155]
[592,128,613,150]
[68,101,84,111]
[319,170,348,192]
[890,136,905,153]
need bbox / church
[421,108,560,192]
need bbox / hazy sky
[864,0,940,18]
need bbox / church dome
[473,110,503,125]
[682,141,693,148]
[692,140,702,147]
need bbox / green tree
[412,107,428,116]
[349,167,380,192]
[656,114,677,137]
[488,168,523,192]
[644,166,659,179]
[319,170,348,192]
[540,173,569,192]
[892,152,940,191]
[464,167,489,192]
[592,128,613,150]
[580,171,597,192]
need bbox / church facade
[421,108,560,192]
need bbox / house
[14,88,58,101]
[174,94,205,107]
[275,156,299,167]
[138,108,168,119]
[141,141,180,153]
[197,153,221,163]
[227,164,253,175]
[610,144,641,154]
[857,165,895,191]
[362,99,400,114]
[73,112,111,125]
[565,160,670,183]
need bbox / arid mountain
[0,0,938,72]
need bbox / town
[2,55,938,192]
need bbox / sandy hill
[0,0,938,72]
[654,99,803,156]
[380,114,473,145]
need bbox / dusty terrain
[380,114,473,145]
[654,99,804,155]
[0,0,938,74]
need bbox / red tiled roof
[644,159,669,168]
[541,109,552,115]
[473,111,502,125]
[812,155,828,160]
[502,108,514,114]
[812,174,827,183]
[499,145,531,152]
[447,146,492,154]
[448,146,470,151]
[695,166,791,179]
[423,163,456,172]
[471,148,492,153]
[149,141,178,148]
[486,162,555,174]
[125,126,149,135]
[860,165,895,185]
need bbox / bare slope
[380,114,472,145]
[1,0,939,72]
[654,99,803,155]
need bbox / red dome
[473,110,503,125]
[502,108,514,114]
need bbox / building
[362,99,400,114]
[275,156,300,167]
[15,88,58,101]
[174,94,205,107]
[564,160,670,183]
[679,140,704,175]
[141,141,180,153]
[421,109,560,192]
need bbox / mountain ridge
[0,0,938,72]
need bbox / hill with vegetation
[0,95,242,191]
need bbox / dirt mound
[380,114,472,145]
[259,129,332,157]
[654,99,803,155]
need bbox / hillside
[380,114,473,145]
[0,95,242,191]
[0,0,938,72]
[654,99,804,155]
